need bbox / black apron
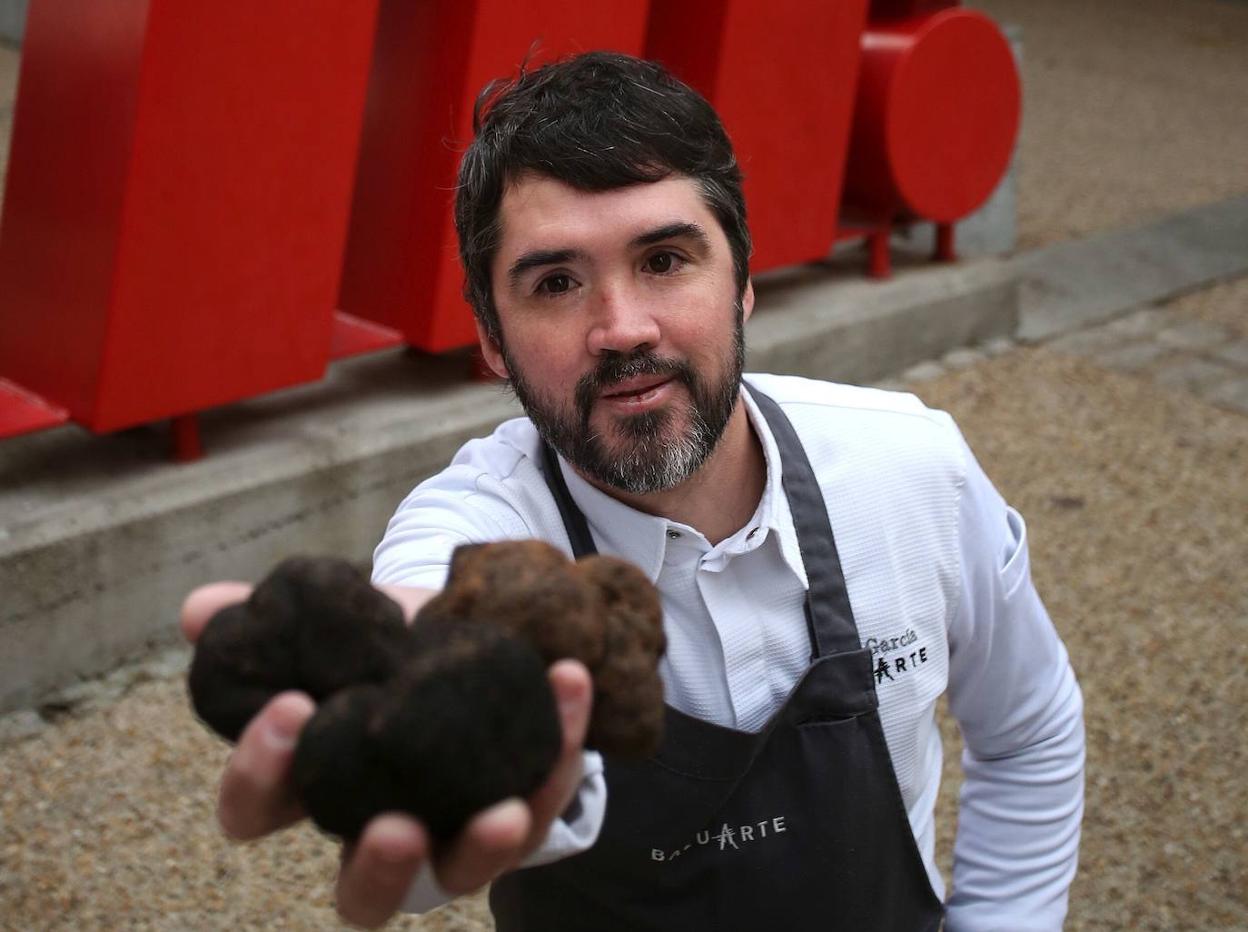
[490,388,944,931]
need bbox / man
[183,52,1084,930]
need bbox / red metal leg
[172,414,203,463]
[868,227,892,279]
[934,222,957,262]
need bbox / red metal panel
[842,8,1020,223]
[0,0,379,432]
[647,0,869,274]
[331,312,405,360]
[95,1,381,431]
[338,0,653,354]
[0,0,150,423]
[0,378,69,436]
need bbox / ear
[476,320,509,380]
[741,278,756,323]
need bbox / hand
[180,582,594,929]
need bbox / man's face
[480,173,754,495]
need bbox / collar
[553,381,811,589]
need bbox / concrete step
[1016,194,1248,341]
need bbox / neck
[576,398,766,546]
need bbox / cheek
[510,338,586,398]
[670,299,737,358]
[501,313,584,371]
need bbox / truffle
[188,556,409,742]
[188,542,666,841]
[292,623,561,841]
[419,541,667,758]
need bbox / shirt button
[667,530,681,540]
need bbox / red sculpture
[0,0,1019,459]
[842,1,1021,277]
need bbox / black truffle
[292,623,561,841]
[188,556,409,742]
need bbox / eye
[536,273,575,297]
[643,251,682,275]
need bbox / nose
[585,281,662,357]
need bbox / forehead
[494,174,721,260]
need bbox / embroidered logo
[864,628,931,684]
[650,816,788,862]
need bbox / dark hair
[454,51,751,343]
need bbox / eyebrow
[630,221,711,251]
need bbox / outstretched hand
[180,582,593,929]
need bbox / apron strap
[540,438,598,559]
[748,386,862,657]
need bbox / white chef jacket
[373,373,1085,931]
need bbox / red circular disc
[885,9,1020,222]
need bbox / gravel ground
[1171,274,1248,339]
[972,0,1248,250]
[2,2,1247,930]
[3,335,1244,932]
[923,344,1248,932]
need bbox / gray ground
[2,1,1247,929]
[972,0,1248,251]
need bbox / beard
[502,306,746,495]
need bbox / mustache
[574,350,695,417]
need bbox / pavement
[1,0,1247,929]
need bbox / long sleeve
[944,435,1086,931]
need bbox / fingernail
[371,816,420,865]
[485,797,528,827]
[558,685,585,715]
[263,693,313,751]
[262,719,297,752]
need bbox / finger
[217,690,314,840]
[180,581,252,643]
[336,813,429,929]
[433,797,531,895]
[523,659,593,849]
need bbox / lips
[574,352,690,419]
[601,375,673,401]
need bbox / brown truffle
[419,540,667,758]
[417,541,608,669]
